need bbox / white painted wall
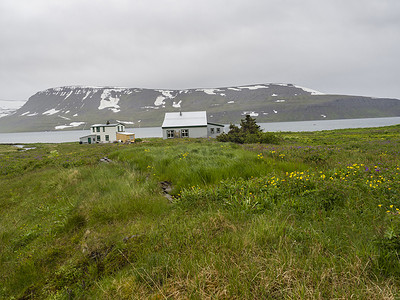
[207,124,225,138]
[162,126,208,139]
[90,124,125,142]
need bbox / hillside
[1,83,400,132]
[1,127,400,298]
[0,100,26,118]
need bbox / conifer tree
[240,115,261,134]
[217,114,280,144]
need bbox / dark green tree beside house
[217,115,280,144]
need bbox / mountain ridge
[0,83,399,133]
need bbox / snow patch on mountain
[238,85,269,90]
[294,85,325,95]
[172,100,182,108]
[196,88,225,95]
[156,90,176,99]
[58,115,71,120]
[43,108,60,116]
[0,100,26,118]
[117,120,134,125]
[154,96,166,106]
[64,91,74,100]
[142,106,160,111]
[98,89,122,113]
[82,91,92,101]
[242,111,259,117]
[154,90,177,106]
[55,122,85,130]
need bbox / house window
[96,127,100,132]
[92,127,95,133]
[216,128,221,133]
[96,135,100,142]
[105,135,109,142]
[103,127,105,132]
[210,128,215,134]
[181,129,189,138]
[167,130,174,138]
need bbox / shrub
[217,115,279,144]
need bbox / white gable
[162,111,207,128]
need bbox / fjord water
[0,117,399,144]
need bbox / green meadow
[1,126,400,299]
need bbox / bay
[0,116,399,144]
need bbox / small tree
[240,114,261,135]
[217,115,280,144]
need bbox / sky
[0,0,399,102]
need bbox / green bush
[217,115,280,144]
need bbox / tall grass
[109,141,307,194]
[1,126,400,298]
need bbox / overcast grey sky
[0,0,399,101]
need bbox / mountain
[0,83,399,133]
[0,100,26,119]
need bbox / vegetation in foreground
[1,126,400,299]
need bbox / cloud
[0,0,399,100]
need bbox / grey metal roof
[162,111,207,128]
[91,123,124,127]
[79,134,96,139]
[207,122,225,127]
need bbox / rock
[159,181,173,202]
[100,157,112,163]
[160,181,172,193]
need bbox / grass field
[1,126,400,299]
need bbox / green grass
[1,126,400,298]
[109,139,307,194]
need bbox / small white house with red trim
[161,111,224,139]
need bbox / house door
[88,137,91,144]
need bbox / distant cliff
[1,83,400,132]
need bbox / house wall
[100,126,118,142]
[162,126,208,139]
[90,124,125,143]
[79,135,96,144]
[207,124,225,138]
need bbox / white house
[79,134,97,144]
[80,122,135,143]
[161,111,224,139]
